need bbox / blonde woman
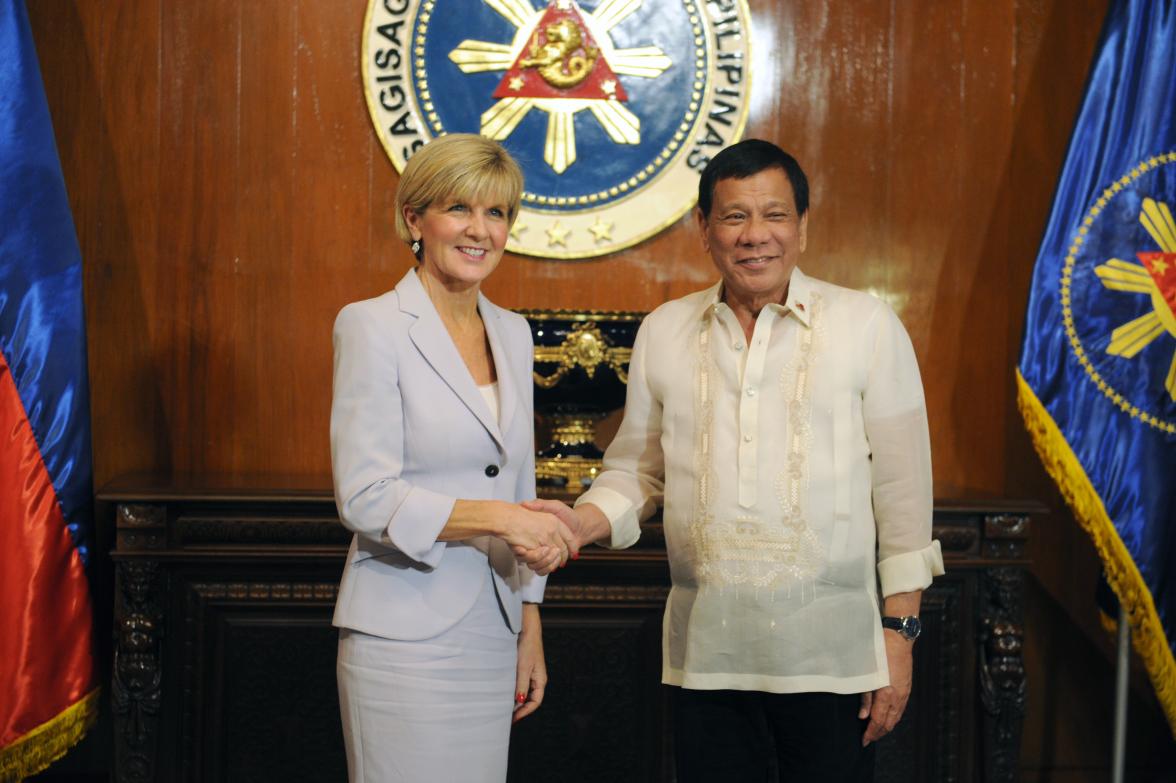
[331,134,573,782]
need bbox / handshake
[503,498,607,576]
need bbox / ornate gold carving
[535,455,601,490]
[549,417,596,446]
[520,20,599,89]
[533,322,632,388]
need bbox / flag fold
[0,0,98,777]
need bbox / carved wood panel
[509,610,667,782]
[105,491,1034,782]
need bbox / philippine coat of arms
[1063,152,1176,434]
[362,0,753,258]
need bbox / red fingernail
[572,552,580,560]
[515,693,526,704]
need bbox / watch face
[901,616,922,640]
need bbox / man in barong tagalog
[524,139,945,782]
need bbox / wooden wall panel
[236,0,298,475]
[34,0,1070,494]
[34,1,1176,777]
[891,0,988,494]
[102,0,168,475]
[158,0,239,475]
[283,0,373,477]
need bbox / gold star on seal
[601,79,617,97]
[546,221,570,247]
[509,220,528,241]
[588,218,613,242]
[508,76,524,91]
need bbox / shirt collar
[697,266,813,328]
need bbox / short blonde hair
[394,134,524,249]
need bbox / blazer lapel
[397,270,506,453]
[479,295,518,442]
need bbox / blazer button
[485,464,500,477]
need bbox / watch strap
[881,615,921,640]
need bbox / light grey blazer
[330,269,545,640]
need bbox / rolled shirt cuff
[877,540,945,597]
[575,486,641,549]
[383,486,456,568]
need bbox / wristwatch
[881,615,922,641]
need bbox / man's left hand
[859,629,913,746]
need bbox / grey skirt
[337,574,518,782]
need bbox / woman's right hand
[441,499,577,575]
[496,503,578,575]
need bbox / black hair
[697,139,809,218]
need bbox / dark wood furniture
[101,477,1035,782]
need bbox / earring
[411,240,421,254]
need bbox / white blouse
[576,267,944,694]
[477,381,499,425]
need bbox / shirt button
[743,434,753,443]
[485,465,500,477]
[746,388,756,397]
[733,342,744,351]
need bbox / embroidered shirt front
[577,267,944,694]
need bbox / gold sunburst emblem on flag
[1095,197,1176,401]
[447,0,671,173]
[1059,151,1176,434]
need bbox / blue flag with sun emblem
[1017,0,1176,735]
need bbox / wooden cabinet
[102,479,1034,782]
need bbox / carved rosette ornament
[979,566,1026,783]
